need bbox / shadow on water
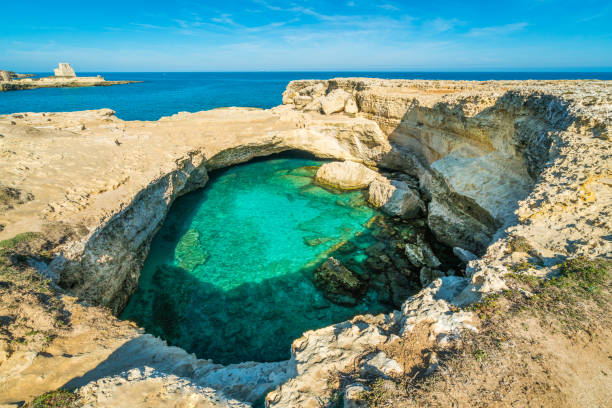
[121,151,460,365]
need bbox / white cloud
[378,4,399,11]
[424,18,462,33]
[466,22,528,37]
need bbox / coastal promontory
[0,79,610,407]
[0,63,140,92]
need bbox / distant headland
[0,63,141,92]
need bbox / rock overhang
[0,78,610,406]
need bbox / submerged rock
[315,161,378,190]
[313,257,367,306]
[174,229,209,270]
[367,178,424,218]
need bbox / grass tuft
[24,389,78,408]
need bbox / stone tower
[54,63,76,77]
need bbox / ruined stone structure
[0,70,11,81]
[53,62,76,77]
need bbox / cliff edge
[0,79,610,407]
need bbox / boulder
[427,198,496,254]
[343,383,369,408]
[367,178,424,218]
[359,351,403,378]
[320,89,351,115]
[344,97,359,115]
[453,246,478,263]
[404,238,441,269]
[315,161,378,190]
[313,257,367,306]
[0,70,10,81]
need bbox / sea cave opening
[119,151,460,365]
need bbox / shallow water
[121,156,391,364]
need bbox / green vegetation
[508,260,532,273]
[0,232,41,258]
[473,348,487,361]
[506,236,535,254]
[505,256,611,332]
[358,378,389,407]
[466,292,502,319]
[24,389,78,408]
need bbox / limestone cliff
[0,79,609,407]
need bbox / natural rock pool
[121,155,405,364]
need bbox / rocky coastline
[0,77,140,92]
[0,64,140,92]
[0,79,610,406]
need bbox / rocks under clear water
[120,155,458,364]
[121,157,388,364]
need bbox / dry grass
[326,257,612,407]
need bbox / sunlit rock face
[53,62,76,77]
[2,79,609,407]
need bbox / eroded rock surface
[1,78,610,407]
[315,160,379,190]
[367,177,424,218]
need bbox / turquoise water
[121,156,390,364]
[2,72,611,121]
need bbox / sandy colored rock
[343,383,369,408]
[1,78,610,407]
[315,161,378,190]
[344,96,359,115]
[320,88,351,114]
[359,351,403,377]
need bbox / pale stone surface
[405,239,441,269]
[0,70,10,81]
[343,383,369,408]
[359,351,403,377]
[344,96,359,115]
[453,247,478,263]
[77,367,249,408]
[54,62,76,77]
[367,178,423,218]
[320,88,351,114]
[315,161,379,190]
[1,78,610,407]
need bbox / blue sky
[2,0,611,71]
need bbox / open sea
[1,72,610,121]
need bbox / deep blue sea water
[1,72,610,121]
